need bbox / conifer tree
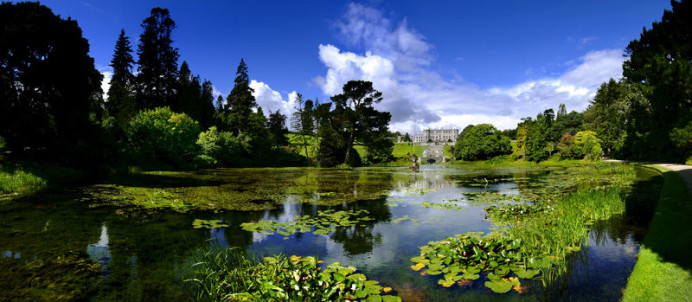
[225,59,257,134]
[107,29,136,122]
[136,7,179,109]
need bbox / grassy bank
[622,166,692,301]
[0,161,82,202]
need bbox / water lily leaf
[367,295,382,302]
[313,229,329,235]
[410,256,428,264]
[485,280,512,294]
[382,296,401,302]
[410,263,425,271]
[461,273,479,280]
[513,268,539,279]
[438,279,455,287]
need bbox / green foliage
[622,1,692,162]
[0,136,5,150]
[175,61,216,128]
[196,126,251,167]
[0,2,104,165]
[582,80,627,156]
[556,133,576,159]
[525,115,551,162]
[328,80,391,166]
[267,110,289,146]
[573,131,602,160]
[126,107,201,168]
[185,248,400,301]
[291,94,315,160]
[224,59,258,135]
[454,124,511,161]
[0,167,46,195]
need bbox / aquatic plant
[192,219,229,229]
[485,204,553,222]
[185,247,400,301]
[240,209,373,237]
[411,163,637,292]
[410,232,542,293]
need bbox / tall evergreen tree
[291,93,314,158]
[199,80,216,128]
[136,7,179,109]
[107,29,136,122]
[225,59,257,134]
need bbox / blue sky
[32,0,672,132]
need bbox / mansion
[412,128,459,144]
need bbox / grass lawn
[622,166,692,301]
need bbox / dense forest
[0,1,690,177]
[0,3,393,173]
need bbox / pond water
[0,165,661,301]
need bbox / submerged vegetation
[185,247,400,301]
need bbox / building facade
[413,128,459,144]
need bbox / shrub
[126,107,201,169]
[196,127,252,167]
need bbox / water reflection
[87,223,112,274]
[0,166,662,301]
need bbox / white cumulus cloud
[250,80,297,117]
[100,70,112,101]
[314,4,625,133]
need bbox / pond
[0,164,661,301]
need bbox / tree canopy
[622,0,692,162]
[0,2,103,164]
[453,124,511,161]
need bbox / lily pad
[485,279,512,294]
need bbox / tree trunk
[344,126,356,165]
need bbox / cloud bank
[313,3,625,133]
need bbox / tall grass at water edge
[0,168,46,195]
[499,188,625,285]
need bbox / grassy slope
[622,166,692,301]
